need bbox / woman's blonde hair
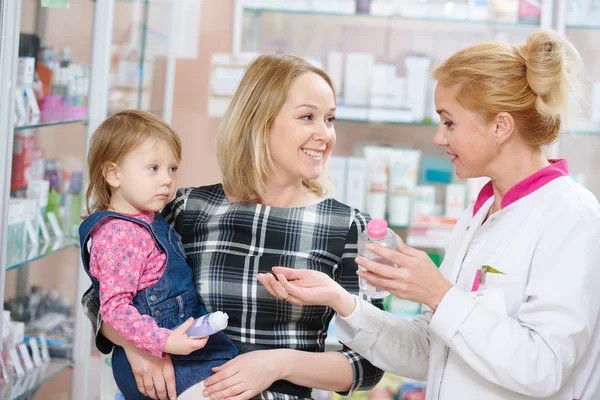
[433,29,583,147]
[216,54,336,202]
[85,110,182,215]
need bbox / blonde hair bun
[519,30,582,120]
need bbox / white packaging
[370,0,397,15]
[492,0,519,22]
[344,53,374,106]
[327,52,345,99]
[327,156,348,203]
[26,180,50,214]
[405,55,431,122]
[427,80,441,124]
[412,185,436,219]
[399,0,429,17]
[3,311,10,341]
[445,184,467,219]
[335,105,369,121]
[17,57,40,123]
[17,57,35,86]
[310,0,356,14]
[370,64,397,108]
[469,0,490,20]
[388,76,406,109]
[388,149,421,193]
[9,321,25,350]
[446,0,469,19]
[367,188,387,219]
[364,147,392,219]
[368,107,413,123]
[7,202,26,265]
[388,195,412,227]
[345,157,368,211]
[22,199,39,245]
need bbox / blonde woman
[81,54,384,400]
[261,31,600,399]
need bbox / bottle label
[186,314,215,338]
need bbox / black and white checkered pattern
[82,184,385,398]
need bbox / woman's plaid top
[81,184,385,398]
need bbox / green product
[41,0,70,8]
[46,187,61,220]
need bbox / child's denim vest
[80,211,238,398]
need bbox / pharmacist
[258,31,600,399]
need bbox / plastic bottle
[357,219,399,299]
[62,171,82,237]
[186,311,229,338]
[44,159,61,224]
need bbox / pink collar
[473,159,569,216]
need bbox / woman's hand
[257,268,356,317]
[124,344,177,400]
[355,238,453,310]
[203,350,288,400]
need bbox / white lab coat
[337,175,600,399]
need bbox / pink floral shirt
[88,212,171,358]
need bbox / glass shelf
[335,113,600,135]
[562,129,600,136]
[243,6,539,27]
[566,24,600,30]
[0,359,73,400]
[6,237,79,272]
[336,117,436,126]
[14,113,87,131]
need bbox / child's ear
[103,162,120,189]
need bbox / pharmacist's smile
[447,150,458,162]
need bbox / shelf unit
[6,237,79,273]
[0,0,186,398]
[242,5,542,27]
[14,117,88,131]
[0,0,117,398]
[233,0,600,203]
[109,0,181,123]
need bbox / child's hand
[164,317,209,355]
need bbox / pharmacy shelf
[14,114,87,132]
[336,117,437,126]
[243,6,540,27]
[6,237,79,272]
[0,359,73,400]
[566,24,600,30]
[336,117,600,136]
[569,130,600,136]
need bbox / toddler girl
[79,110,237,398]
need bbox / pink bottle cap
[367,219,388,239]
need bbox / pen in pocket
[471,265,504,292]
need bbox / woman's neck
[260,179,321,208]
[488,146,550,210]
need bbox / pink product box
[40,95,87,120]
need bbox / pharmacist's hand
[203,350,286,400]
[164,317,209,355]
[257,268,357,317]
[124,344,177,400]
[355,239,453,311]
